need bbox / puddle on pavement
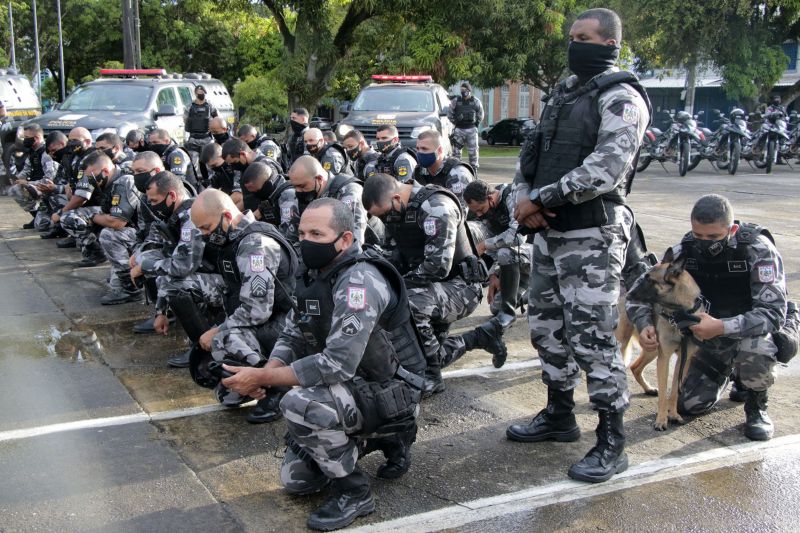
[35,324,105,362]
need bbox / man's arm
[484,187,523,251]
[406,196,460,284]
[140,218,205,279]
[445,166,473,206]
[338,182,367,245]
[475,98,484,126]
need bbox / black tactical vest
[681,222,773,319]
[28,145,46,181]
[453,96,481,128]
[317,142,352,175]
[412,157,475,188]
[383,185,473,279]
[216,220,298,314]
[289,130,306,163]
[323,173,358,199]
[294,248,426,380]
[163,143,198,185]
[480,185,512,235]
[186,102,212,135]
[355,150,379,181]
[522,71,651,232]
[375,146,416,177]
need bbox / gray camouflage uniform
[62,168,126,256]
[375,145,416,181]
[513,74,650,412]
[320,174,367,245]
[626,234,787,414]
[414,159,474,207]
[97,174,141,285]
[9,147,57,224]
[315,144,347,175]
[448,96,484,168]
[273,249,391,487]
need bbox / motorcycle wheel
[766,138,776,174]
[678,140,690,176]
[687,154,702,171]
[636,155,652,172]
[728,138,741,175]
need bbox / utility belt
[517,197,623,235]
[345,368,423,437]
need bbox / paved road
[0,160,798,532]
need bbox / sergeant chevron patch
[251,275,268,298]
[341,314,362,336]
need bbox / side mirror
[338,103,350,117]
[439,105,449,117]
[155,104,178,117]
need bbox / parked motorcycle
[779,111,800,164]
[742,110,790,173]
[690,109,751,175]
[637,110,701,176]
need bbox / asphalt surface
[0,158,799,532]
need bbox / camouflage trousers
[211,313,288,406]
[61,206,104,253]
[98,226,139,282]
[528,222,630,412]
[453,127,480,168]
[280,382,363,491]
[678,335,778,415]
[8,181,41,213]
[488,243,532,315]
[156,271,226,310]
[408,277,482,370]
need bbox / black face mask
[295,180,319,205]
[345,146,360,160]
[695,233,730,259]
[205,215,230,246]
[196,93,206,101]
[53,146,70,163]
[150,194,175,221]
[246,138,259,150]
[306,142,322,154]
[213,132,230,145]
[150,143,168,156]
[376,139,395,153]
[290,120,307,135]
[133,171,154,194]
[102,148,116,160]
[253,180,275,200]
[567,41,620,81]
[300,232,343,270]
[23,137,36,149]
[89,171,108,189]
[230,158,248,172]
[380,198,405,223]
[67,139,84,154]
[461,90,470,98]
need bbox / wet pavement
[0,160,799,532]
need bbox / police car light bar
[371,74,433,82]
[99,69,167,76]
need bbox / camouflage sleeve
[73,175,95,201]
[142,218,204,278]
[289,262,391,387]
[447,97,457,123]
[406,194,461,284]
[168,150,190,177]
[484,187,523,252]
[221,233,283,330]
[363,159,377,181]
[260,140,281,162]
[475,97,484,125]
[321,151,344,175]
[511,159,531,206]
[183,104,190,124]
[210,104,218,118]
[109,176,140,222]
[537,84,650,208]
[231,170,243,194]
[395,153,415,181]
[42,153,56,180]
[270,309,309,366]
[722,235,787,338]
[446,166,473,206]
[278,188,300,244]
[337,182,367,245]
[16,158,31,179]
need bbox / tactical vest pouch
[347,376,421,435]
[775,300,799,364]
[547,197,608,232]
[459,255,489,283]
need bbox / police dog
[617,248,705,430]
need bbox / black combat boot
[375,423,418,479]
[507,388,581,442]
[728,374,746,402]
[77,241,107,267]
[40,224,67,239]
[744,389,774,441]
[461,319,508,368]
[567,410,628,483]
[169,294,211,368]
[307,466,375,531]
[493,263,520,330]
[56,236,76,248]
[422,366,445,397]
[247,386,289,424]
[100,273,144,305]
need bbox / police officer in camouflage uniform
[126,129,147,154]
[200,142,236,195]
[9,124,57,229]
[240,163,288,227]
[464,180,532,341]
[284,107,310,168]
[448,81,483,169]
[183,85,218,170]
[220,198,425,530]
[304,128,350,176]
[507,8,651,484]
[413,130,474,206]
[148,128,201,192]
[373,124,416,180]
[222,137,284,212]
[186,190,298,417]
[95,132,133,174]
[49,127,96,249]
[342,129,379,182]
[238,123,282,167]
[363,173,506,395]
[37,131,71,238]
[626,194,787,441]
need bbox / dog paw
[644,389,659,397]
[653,418,669,431]
[668,413,685,425]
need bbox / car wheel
[487,135,495,146]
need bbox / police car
[0,68,41,122]
[336,74,454,153]
[24,69,234,141]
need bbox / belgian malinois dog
[617,247,706,430]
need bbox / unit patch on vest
[172,155,182,166]
[323,161,332,171]
[451,180,465,194]
[250,275,268,298]
[622,103,639,125]
[398,166,408,177]
[223,260,235,273]
[347,287,366,310]
[111,195,120,206]
[424,218,437,236]
[250,254,265,273]
[728,261,748,273]
[341,314,362,336]
[757,263,775,283]
[306,299,321,316]
[180,227,192,242]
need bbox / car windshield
[60,84,153,112]
[353,88,434,112]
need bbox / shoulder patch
[347,286,366,310]
[250,254,265,273]
[398,166,408,177]
[180,227,192,242]
[450,180,465,194]
[281,206,292,221]
[266,150,275,158]
[341,314,362,336]
[323,161,332,171]
[172,155,182,166]
[757,262,775,284]
[250,274,268,298]
[424,217,437,236]
[622,103,639,125]
[111,195,120,206]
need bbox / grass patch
[455,145,521,158]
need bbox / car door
[495,119,511,143]
[154,86,185,143]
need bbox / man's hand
[153,313,170,335]
[199,326,220,351]
[639,325,660,351]
[476,241,487,256]
[513,198,555,229]
[35,180,56,194]
[221,366,267,399]
[129,255,138,268]
[130,263,143,280]
[689,312,724,341]
[51,212,61,224]
[486,274,500,305]
[15,178,27,186]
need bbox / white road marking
[346,434,800,533]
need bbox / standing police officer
[373,125,416,180]
[220,198,425,531]
[284,107,310,168]
[448,81,484,170]
[507,8,650,484]
[413,130,474,206]
[183,84,218,169]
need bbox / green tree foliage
[233,74,288,130]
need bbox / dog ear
[662,247,675,264]
[666,251,686,279]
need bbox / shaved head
[289,155,327,194]
[68,127,91,142]
[191,188,240,235]
[303,128,323,144]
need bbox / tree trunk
[684,58,697,114]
